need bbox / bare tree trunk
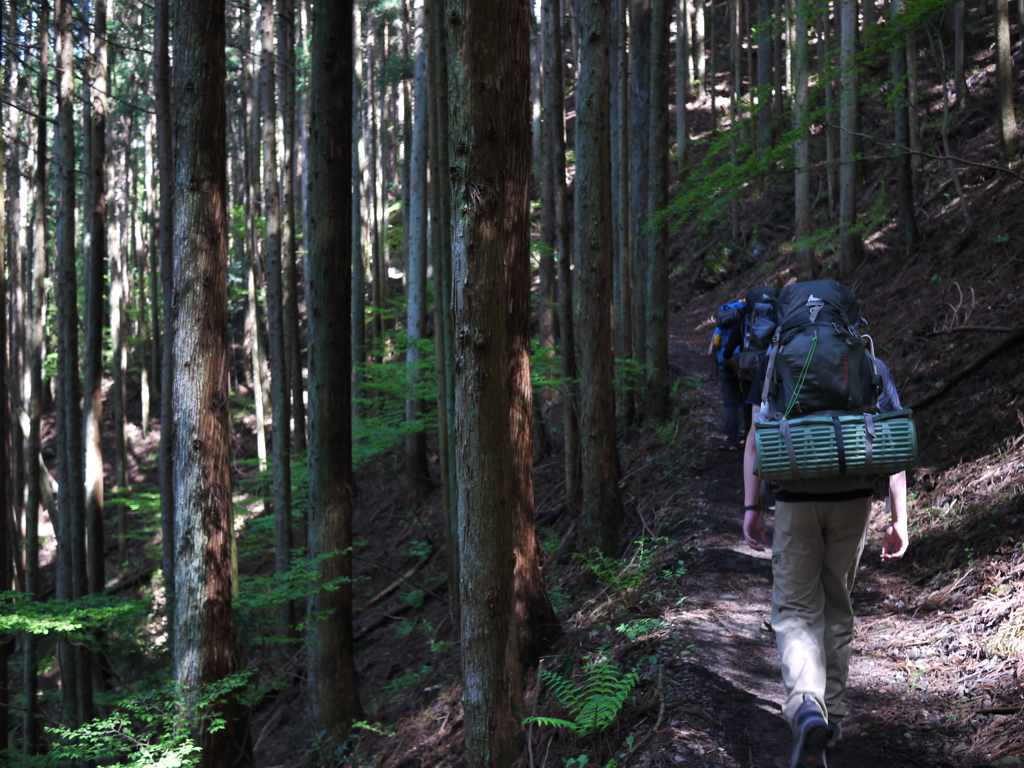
[576,0,624,556]
[891,0,918,250]
[307,0,361,745]
[55,0,88,728]
[839,0,858,275]
[995,0,1019,161]
[819,1,835,216]
[261,0,294,638]
[447,0,527,762]
[507,32,560,664]
[432,0,460,624]
[676,0,691,168]
[793,0,813,278]
[23,8,48,748]
[111,129,129,564]
[756,0,772,155]
[694,0,706,83]
[405,0,432,508]
[646,0,671,420]
[155,0,176,655]
[0,4,8,749]
[278,0,306,455]
[611,0,633,426]
[630,0,652,404]
[83,0,108,595]
[954,0,966,107]
[171,0,247,760]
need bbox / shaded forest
[0,0,1023,766]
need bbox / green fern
[525,654,640,738]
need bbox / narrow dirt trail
[643,340,980,768]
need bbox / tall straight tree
[55,0,89,727]
[171,0,245,761]
[156,0,175,652]
[676,0,691,169]
[261,0,294,636]
[507,8,560,664]
[306,0,360,745]
[611,0,633,424]
[629,0,652,384]
[646,0,671,419]
[278,0,306,453]
[431,0,460,622]
[83,0,108,596]
[0,2,7,751]
[447,0,527,763]
[792,0,813,278]
[576,0,623,556]
[554,0,582,518]
[994,0,1018,161]
[838,0,858,275]
[405,0,432,507]
[23,4,49,750]
[891,0,918,249]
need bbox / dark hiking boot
[790,696,829,768]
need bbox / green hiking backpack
[754,280,917,490]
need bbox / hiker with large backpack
[710,300,746,449]
[739,280,916,768]
[736,285,780,434]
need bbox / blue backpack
[710,300,745,368]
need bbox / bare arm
[881,470,909,561]
[742,408,767,551]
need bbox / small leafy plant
[524,652,640,738]
[574,537,667,608]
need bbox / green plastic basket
[755,409,917,481]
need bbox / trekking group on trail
[712,280,917,768]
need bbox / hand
[881,519,909,561]
[743,508,767,551]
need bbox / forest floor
[251,324,1023,768]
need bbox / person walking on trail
[739,281,911,768]
[710,301,745,450]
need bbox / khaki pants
[771,496,872,726]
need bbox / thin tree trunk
[646,0,671,419]
[0,3,8,750]
[307,0,360,744]
[353,8,368,407]
[155,0,176,655]
[447,0,527,762]
[171,0,246,760]
[694,0,706,83]
[891,0,918,249]
[576,0,624,556]
[757,0,772,155]
[954,0,966,107]
[83,0,108,595]
[55,0,87,728]
[839,0,858,275]
[820,2,836,217]
[677,0,691,169]
[406,0,432,508]
[433,0,459,625]
[995,0,1018,161]
[611,0,633,425]
[111,130,129,565]
[23,7,47,749]
[630,0,652,402]
[261,0,294,638]
[793,0,812,278]
[507,21,560,663]
[278,0,306,455]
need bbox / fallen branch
[925,325,1016,337]
[908,326,1024,411]
[979,705,1023,715]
